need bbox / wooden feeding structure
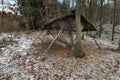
[36,10,97,53]
[43,11,96,32]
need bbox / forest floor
[0,24,120,80]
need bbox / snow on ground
[84,36,118,51]
[102,24,120,44]
[0,32,120,80]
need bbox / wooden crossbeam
[44,18,70,54]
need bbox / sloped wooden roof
[44,10,96,32]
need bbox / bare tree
[98,0,104,38]
[1,0,4,29]
[112,0,117,41]
[73,0,84,58]
[118,38,120,52]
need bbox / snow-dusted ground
[0,31,120,80]
[102,24,120,45]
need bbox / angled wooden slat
[43,11,96,32]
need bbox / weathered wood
[40,10,97,54]
[32,29,45,44]
[92,38,101,49]
[44,20,69,54]
[43,10,96,32]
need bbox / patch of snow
[84,36,118,50]
[0,32,120,80]
[18,37,32,55]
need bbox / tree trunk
[1,0,4,29]
[73,0,84,58]
[45,0,49,22]
[118,38,120,52]
[99,0,104,38]
[112,0,117,41]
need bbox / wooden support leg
[32,29,45,44]
[47,29,55,38]
[44,20,69,54]
[92,38,101,49]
